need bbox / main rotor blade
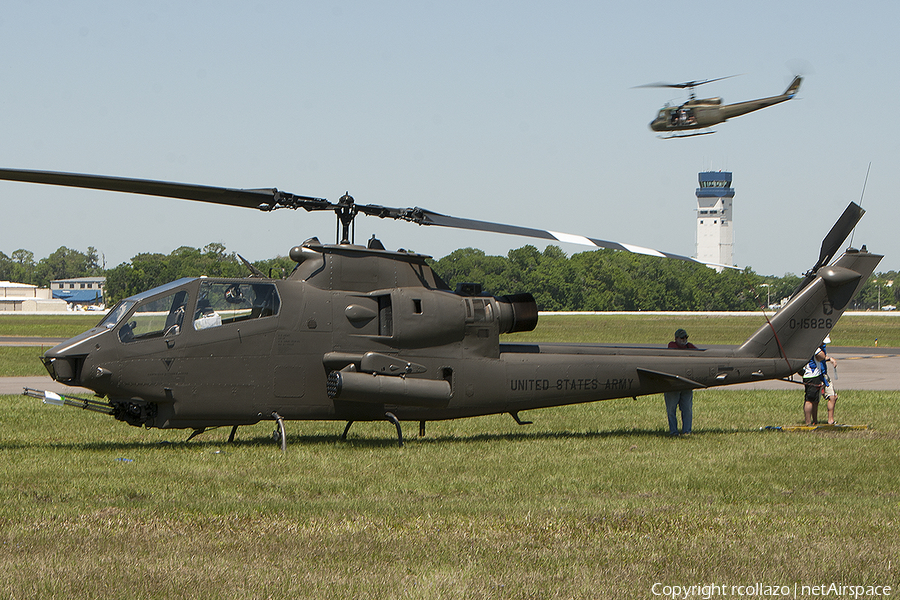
[407,208,733,269]
[634,75,739,90]
[0,167,733,269]
[0,168,327,211]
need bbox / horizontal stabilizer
[636,368,706,391]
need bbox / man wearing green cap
[665,328,698,435]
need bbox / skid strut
[385,412,403,448]
[272,412,286,453]
[186,428,206,442]
[510,412,533,426]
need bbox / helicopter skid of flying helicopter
[637,75,803,138]
[0,168,880,448]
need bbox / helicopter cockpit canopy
[192,280,280,329]
[100,300,136,330]
[118,288,190,343]
[98,277,195,331]
[97,277,283,344]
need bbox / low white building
[0,281,69,312]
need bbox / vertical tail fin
[738,248,881,359]
[784,75,802,98]
[738,201,879,360]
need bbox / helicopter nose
[42,354,78,383]
[43,343,114,391]
[40,327,108,385]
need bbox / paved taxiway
[727,348,900,391]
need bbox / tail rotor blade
[815,202,865,271]
[789,201,866,299]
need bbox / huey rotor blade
[0,168,328,211]
[633,75,739,90]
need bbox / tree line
[2,243,897,312]
[432,246,794,311]
[0,247,103,288]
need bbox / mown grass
[1,389,898,599]
[0,314,100,338]
[505,313,900,347]
[0,346,54,376]
[1,313,898,598]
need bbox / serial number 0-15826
[789,318,834,329]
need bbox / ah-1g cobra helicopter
[0,167,879,447]
[638,75,802,138]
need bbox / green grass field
[1,313,898,598]
[505,313,900,347]
[0,346,55,376]
[1,391,898,599]
[0,314,100,338]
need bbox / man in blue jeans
[665,328,697,436]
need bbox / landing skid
[659,129,716,139]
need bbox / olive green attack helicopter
[638,75,803,138]
[0,167,879,448]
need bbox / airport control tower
[696,171,734,269]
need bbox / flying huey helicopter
[0,167,879,448]
[638,75,803,138]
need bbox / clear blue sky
[1,1,896,277]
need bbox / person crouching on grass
[802,337,838,426]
